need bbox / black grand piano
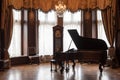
[54,29,108,73]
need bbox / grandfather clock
[53,25,63,55]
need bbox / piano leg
[59,61,64,74]
[60,60,76,73]
[72,60,75,71]
[99,63,104,73]
[65,60,69,73]
[99,53,106,73]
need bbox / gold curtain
[1,0,13,69]
[8,0,111,11]
[101,0,116,59]
[1,0,9,29]
[4,6,13,60]
[38,0,54,12]
[8,0,23,9]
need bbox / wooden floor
[0,63,120,80]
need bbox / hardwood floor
[0,63,120,80]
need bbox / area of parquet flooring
[0,63,120,80]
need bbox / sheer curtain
[8,9,21,57]
[97,10,110,47]
[63,11,81,52]
[38,10,57,56]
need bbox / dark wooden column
[27,9,38,56]
[81,10,97,38]
[83,10,92,38]
[92,10,97,38]
[57,17,63,27]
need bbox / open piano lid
[68,29,108,50]
[68,29,81,50]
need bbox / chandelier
[55,0,66,17]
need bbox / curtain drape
[101,0,116,59]
[0,5,13,68]
[4,6,13,60]
[8,0,111,11]
[97,10,110,47]
[1,0,13,61]
[8,9,21,57]
[1,0,8,29]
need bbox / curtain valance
[8,0,111,11]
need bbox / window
[38,10,57,56]
[97,10,110,47]
[8,9,21,57]
[63,11,81,51]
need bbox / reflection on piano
[54,29,108,73]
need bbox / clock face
[55,30,61,38]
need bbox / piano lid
[68,29,80,50]
[68,29,108,50]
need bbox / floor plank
[0,63,120,80]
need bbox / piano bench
[50,59,57,72]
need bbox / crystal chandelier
[55,0,66,17]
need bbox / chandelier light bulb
[55,0,66,17]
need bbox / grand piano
[54,29,108,73]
